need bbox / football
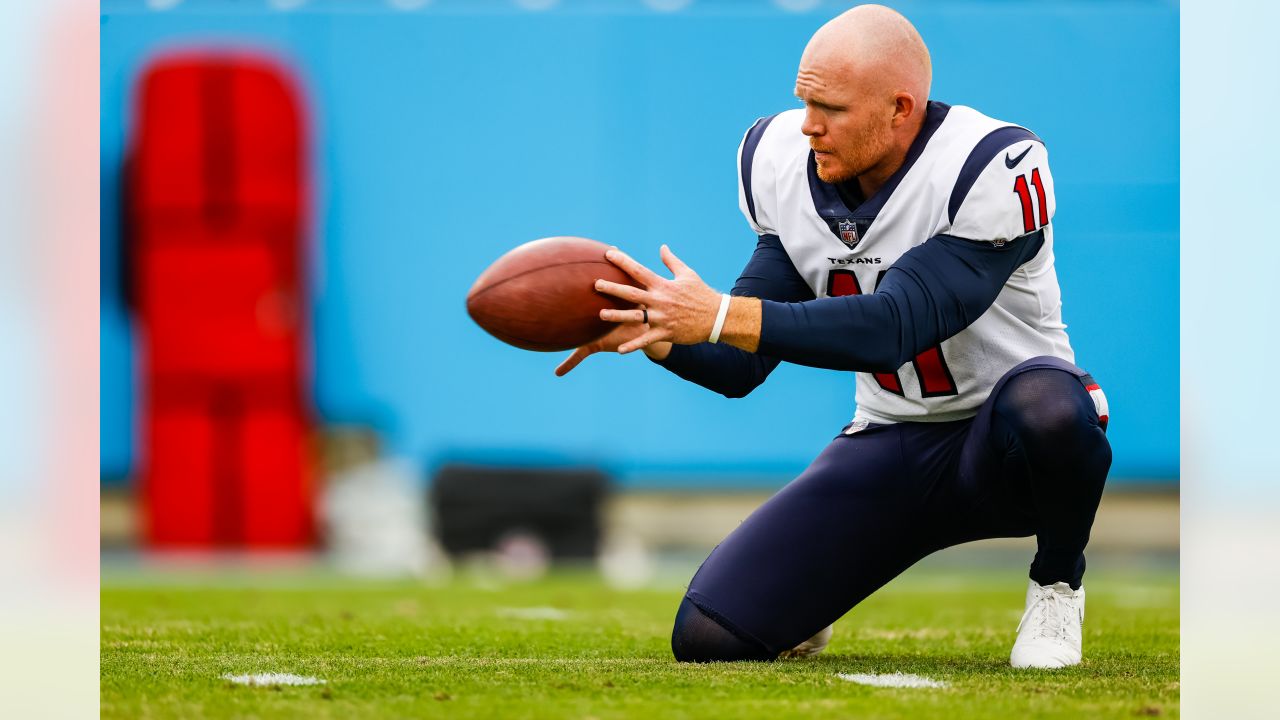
[466,236,640,351]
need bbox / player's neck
[854,166,894,200]
[855,114,926,199]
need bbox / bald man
[558,5,1111,670]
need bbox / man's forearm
[719,296,763,353]
[745,232,1046,372]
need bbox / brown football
[466,236,640,352]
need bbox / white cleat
[780,624,833,658]
[1011,580,1085,669]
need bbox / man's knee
[995,369,1104,447]
[671,596,776,663]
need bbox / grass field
[101,563,1179,719]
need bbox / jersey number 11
[1012,168,1049,234]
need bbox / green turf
[101,565,1179,719]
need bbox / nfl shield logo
[838,219,860,249]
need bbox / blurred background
[98,0,1178,580]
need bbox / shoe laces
[1016,585,1076,641]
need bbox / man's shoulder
[935,105,1055,241]
[736,109,809,235]
[926,104,1042,163]
[739,109,807,167]
[939,104,1038,133]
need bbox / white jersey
[737,102,1074,424]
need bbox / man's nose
[800,109,822,137]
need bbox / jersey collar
[807,101,951,249]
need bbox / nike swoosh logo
[1005,145,1032,169]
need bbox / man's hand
[556,244,765,376]
[554,322,671,377]
[593,245,725,354]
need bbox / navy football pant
[671,356,1111,662]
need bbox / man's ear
[891,92,916,127]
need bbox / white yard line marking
[223,673,325,686]
[411,657,667,667]
[496,606,570,620]
[836,672,948,689]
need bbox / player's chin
[814,156,853,184]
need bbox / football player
[556,4,1111,670]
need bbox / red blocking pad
[136,241,301,377]
[130,54,305,219]
[141,407,217,546]
[141,398,315,548]
[129,53,314,549]
[239,407,315,548]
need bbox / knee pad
[671,596,775,663]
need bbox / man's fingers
[554,347,593,376]
[617,328,671,354]
[595,279,647,304]
[660,244,696,278]
[604,247,664,286]
[600,308,647,324]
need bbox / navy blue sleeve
[652,234,815,398]
[757,230,1045,373]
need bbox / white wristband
[708,293,732,344]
